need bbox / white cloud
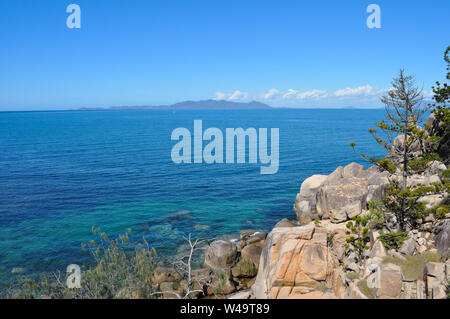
[296,89,329,100]
[214,92,228,100]
[229,90,249,100]
[212,85,390,107]
[214,90,249,101]
[334,85,383,97]
[282,89,298,100]
[263,88,279,100]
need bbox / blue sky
[0,0,449,110]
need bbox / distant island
[76,100,272,111]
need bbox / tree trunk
[400,100,410,232]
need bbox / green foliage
[4,228,159,299]
[351,69,431,175]
[419,251,441,263]
[430,46,450,133]
[326,231,334,247]
[378,231,408,250]
[344,215,372,261]
[382,251,441,281]
[427,202,449,220]
[435,206,449,219]
[234,259,258,278]
[346,271,360,281]
[357,279,376,299]
[407,153,442,173]
[382,180,446,230]
[443,169,450,178]
[213,270,232,295]
[377,158,397,174]
[367,201,384,228]
[317,282,328,292]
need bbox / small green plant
[4,227,160,299]
[431,204,449,220]
[382,180,446,231]
[419,251,441,263]
[407,153,442,173]
[344,215,372,262]
[346,271,360,281]
[357,279,376,299]
[378,231,408,250]
[377,158,397,174]
[234,259,258,277]
[317,282,328,292]
[314,220,322,226]
[326,231,334,248]
[443,169,450,178]
[367,201,384,228]
[213,270,232,295]
[382,251,441,281]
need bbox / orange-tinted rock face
[251,222,343,299]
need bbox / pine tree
[351,70,433,231]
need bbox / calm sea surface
[0,109,386,283]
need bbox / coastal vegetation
[2,47,449,299]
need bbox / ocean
[0,109,386,283]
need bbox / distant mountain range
[76,100,272,111]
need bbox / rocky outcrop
[434,220,450,259]
[294,163,389,225]
[204,240,238,269]
[251,221,347,299]
[249,218,448,299]
[426,113,450,165]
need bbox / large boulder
[274,218,296,228]
[386,134,423,166]
[433,220,450,259]
[377,263,403,299]
[152,266,183,284]
[398,238,416,256]
[204,240,238,269]
[250,222,346,299]
[293,163,389,225]
[241,244,263,266]
[293,175,327,225]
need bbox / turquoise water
[0,109,386,283]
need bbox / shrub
[377,158,397,174]
[382,251,442,282]
[327,232,334,248]
[3,228,159,299]
[317,282,328,292]
[378,231,408,250]
[357,279,376,299]
[407,153,442,173]
[346,272,360,281]
[443,169,450,178]
[234,259,258,277]
[419,251,441,263]
[367,201,384,228]
[344,216,372,262]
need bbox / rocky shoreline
[152,113,450,300]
